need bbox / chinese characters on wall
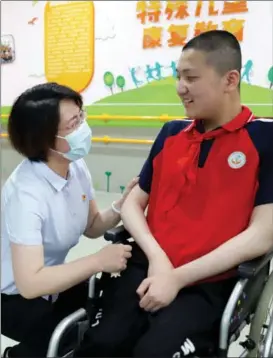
[136,1,249,50]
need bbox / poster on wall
[1,1,273,125]
[1,35,15,64]
[44,1,95,92]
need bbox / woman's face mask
[56,121,92,161]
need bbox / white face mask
[56,121,92,161]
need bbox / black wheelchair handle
[104,225,131,243]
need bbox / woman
[1,82,138,357]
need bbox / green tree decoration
[116,75,126,92]
[103,72,115,94]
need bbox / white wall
[1,0,272,106]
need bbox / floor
[1,191,248,357]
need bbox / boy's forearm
[121,200,165,260]
[173,224,273,289]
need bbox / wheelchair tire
[247,271,273,357]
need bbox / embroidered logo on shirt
[228,151,246,169]
[82,194,87,201]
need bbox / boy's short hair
[183,30,242,76]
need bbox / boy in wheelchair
[74,30,273,357]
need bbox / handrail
[93,136,153,145]
[1,114,272,121]
[2,113,271,123]
[0,113,184,122]
[0,132,154,145]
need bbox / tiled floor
[1,192,249,357]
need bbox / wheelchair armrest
[237,250,273,279]
[104,225,131,243]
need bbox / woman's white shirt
[1,158,94,295]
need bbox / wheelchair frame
[264,312,273,357]
[47,226,273,358]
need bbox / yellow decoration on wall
[44,1,95,93]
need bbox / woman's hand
[114,177,139,210]
[94,244,132,273]
[122,177,139,203]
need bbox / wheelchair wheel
[247,271,273,357]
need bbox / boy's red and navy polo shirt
[139,106,273,282]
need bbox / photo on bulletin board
[1,35,15,64]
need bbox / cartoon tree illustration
[268,66,273,89]
[103,71,115,94]
[116,75,126,92]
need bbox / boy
[77,30,273,358]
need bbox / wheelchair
[47,226,273,358]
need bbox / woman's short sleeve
[3,188,44,246]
